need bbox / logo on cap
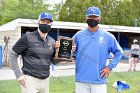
[91,9,95,13]
[45,13,49,17]
[38,12,53,22]
[86,6,101,17]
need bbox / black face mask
[86,19,99,27]
[39,24,51,33]
[134,42,138,44]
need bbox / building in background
[0,18,140,66]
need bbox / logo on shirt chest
[99,37,104,43]
[48,44,53,49]
[35,43,40,46]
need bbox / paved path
[0,61,140,80]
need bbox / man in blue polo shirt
[73,6,123,93]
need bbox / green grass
[107,71,140,93]
[0,80,21,93]
[50,76,75,93]
[0,72,140,93]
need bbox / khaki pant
[21,75,49,93]
[76,82,107,93]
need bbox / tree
[0,0,6,24]
[132,0,140,26]
[58,0,140,26]
[112,0,136,26]
[59,0,101,22]
[0,0,52,25]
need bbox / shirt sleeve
[73,34,78,48]
[10,35,29,78]
[107,36,124,70]
[10,50,23,78]
[12,35,29,55]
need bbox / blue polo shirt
[73,28,123,84]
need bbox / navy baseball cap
[38,12,53,22]
[86,6,101,17]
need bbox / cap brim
[86,14,100,17]
[40,18,53,22]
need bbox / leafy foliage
[0,0,53,25]
[59,0,140,26]
[0,0,140,26]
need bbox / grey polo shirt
[11,31,55,79]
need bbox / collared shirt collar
[86,27,99,35]
[35,30,48,41]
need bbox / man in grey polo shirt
[10,12,58,93]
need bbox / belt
[23,71,47,79]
